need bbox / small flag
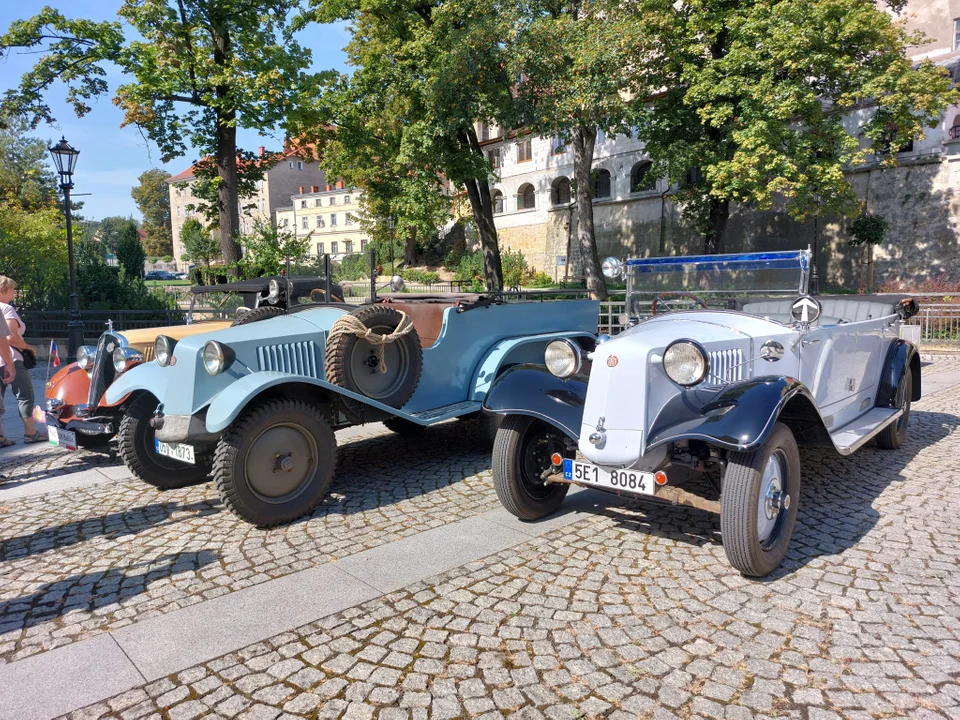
[49,340,61,368]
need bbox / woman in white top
[0,276,43,444]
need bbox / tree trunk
[459,127,504,291]
[704,198,730,255]
[216,113,242,274]
[405,226,416,266]
[571,125,607,300]
[867,243,875,294]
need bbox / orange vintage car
[42,275,342,450]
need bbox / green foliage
[0,198,69,309]
[131,168,173,256]
[162,254,173,263]
[455,249,528,291]
[0,115,58,211]
[237,219,309,278]
[334,253,372,282]
[848,213,889,247]
[75,236,176,311]
[180,218,221,283]
[115,224,147,278]
[402,268,441,284]
[96,216,137,253]
[527,271,554,288]
[631,0,958,252]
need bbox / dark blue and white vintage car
[484,249,921,577]
[105,282,598,527]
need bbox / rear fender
[876,339,921,406]
[645,376,826,453]
[482,364,587,440]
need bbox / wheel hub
[757,453,787,544]
[244,424,318,501]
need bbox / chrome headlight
[544,339,582,379]
[155,335,176,367]
[203,340,227,375]
[113,346,144,374]
[267,279,281,304]
[76,345,96,370]
[663,340,709,387]
[601,257,623,279]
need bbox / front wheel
[118,394,212,489]
[213,399,336,527]
[720,422,800,577]
[492,415,569,520]
[876,367,912,450]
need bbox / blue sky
[0,1,350,221]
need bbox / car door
[798,323,862,429]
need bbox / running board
[406,400,482,425]
[829,408,902,455]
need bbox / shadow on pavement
[0,550,219,634]
[0,499,219,562]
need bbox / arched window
[950,114,960,140]
[592,169,611,199]
[517,183,536,210]
[552,177,571,205]
[630,161,655,193]
[492,189,504,215]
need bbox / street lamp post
[386,215,396,276]
[48,137,84,358]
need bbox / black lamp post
[49,137,84,358]
[386,215,396,275]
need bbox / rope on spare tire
[328,311,414,373]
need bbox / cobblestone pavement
[0,419,498,663]
[28,374,960,719]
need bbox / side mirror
[390,275,405,292]
[601,257,623,280]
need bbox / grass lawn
[144,279,192,287]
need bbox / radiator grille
[706,348,744,386]
[257,341,319,377]
[87,333,121,406]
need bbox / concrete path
[0,372,46,445]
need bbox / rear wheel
[213,399,336,527]
[721,423,800,577]
[876,367,912,450]
[118,394,212,489]
[493,415,569,520]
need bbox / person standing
[0,307,15,454]
[0,276,42,444]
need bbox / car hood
[120,322,232,356]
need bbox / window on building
[517,183,536,211]
[480,123,490,141]
[345,213,353,226]
[516,138,533,163]
[331,214,337,226]
[300,200,307,208]
[551,136,566,155]
[361,239,368,251]
[297,160,304,170]
[344,195,351,204]
[345,240,353,254]
[487,148,501,169]
[315,198,322,207]
[592,169,612,199]
[329,196,336,205]
[282,218,289,227]
[630,161,656,193]
[176,206,181,217]
[492,189,504,215]
[331,241,338,254]
[316,215,324,227]
[289,161,294,169]
[596,128,606,145]
[552,177,571,205]
[301,216,309,229]
[317,242,324,255]
[955,18,960,50]
[950,114,960,141]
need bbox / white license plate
[47,426,77,451]
[155,439,195,464]
[563,459,656,496]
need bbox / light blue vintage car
[106,288,598,526]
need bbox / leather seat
[741,298,897,325]
[378,296,462,347]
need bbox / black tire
[493,415,569,520]
[325,304,422,421]
[480,413,502,445]
[213,399,336,527]
[231,306,285,327]
[721,422,800,577]
[383,417,425,435]
[118,394,212,489]
[876,367,912,450]
[76,432,113,449]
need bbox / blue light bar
[625,251,802,273]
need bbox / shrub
[335,253,372,282]
[403,268,441,284]
[501,249,528,288]
[453,248,529,291]
[527,271,554,288]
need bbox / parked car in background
[173,272,190,280]
[41,275,342,455]
[484,249,921,577]
[105,289,599,527]
[144,270,176,281]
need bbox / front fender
[645,376,819,453]
[105,362,168,405]
[482,364,587,440]
[876,339,921,406]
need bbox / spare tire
[231,306,285,327]
[325,304,422,422]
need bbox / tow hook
[150,404,165,430]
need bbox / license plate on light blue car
[563,459,656,496]
[155,439,195,464]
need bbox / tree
[239,219,309,277]
[180,218,221,284]
[632,0,958,254]
[1,2,327,270]
[509,0,642,300]
[97,216,138,254]
[0,198,68,308]
[0,115,58,211]
[116,226,147,278]
[305,0,516,290]
[131,168,173,257]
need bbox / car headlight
[544,339,582,379]
[662,340,709,387]
[155,335,176,367]
[113,347,144,374]
[77,345,96,370]
[602,257,622,279]
[203,340,227,375]
[267,279,281,304]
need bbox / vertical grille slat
[256,341,319,378]
[87,333,121,406]
[706,348,743,386]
